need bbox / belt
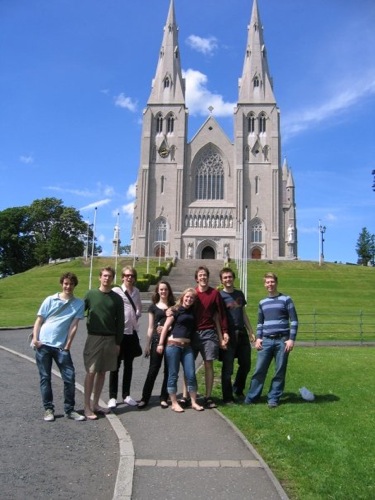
[265,334,289,340]
[167,340,191,347]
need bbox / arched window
[167,115,174,133]
[247,114,255,134]
[251,219,263,243]
[259,113,266,134]
[195,148,224,200]
[253,76,259,88]
[156,218,167,242]
[161,176,165,194]
[164,77,170,89]
[156,113,163,134]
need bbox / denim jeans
[35,345,76,413]
[221,331,251,400]
[245,337,289,404]
[165,344,197,395]
[141,335,168,403]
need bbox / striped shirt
[256,293,298,341]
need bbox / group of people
[32,263,298,422]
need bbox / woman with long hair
[138,281,175,409]
[157,288,204,413]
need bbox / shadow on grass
[282,392,340,404]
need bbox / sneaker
[124,396,137,406]
[44,409,55,422]
[268,401,278,408]
[65,410,86,421]
[108,398,117,409]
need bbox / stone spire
[148,0,185,105]
[238,0,276,104]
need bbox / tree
[0,198,95,274]
[29,198,87,264]
[0,206,37,274]
[120,244,131,255]
[356,227,373,266]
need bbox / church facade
[131,0,297,261]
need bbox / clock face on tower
[158,145,169,158]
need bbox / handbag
[124,289,143,358]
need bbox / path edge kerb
[213,407,289,500]
[0,345,134,500]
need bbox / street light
[319,221,326,266]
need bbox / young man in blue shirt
[32,272,85,421]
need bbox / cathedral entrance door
[251,248,261,259]
[201,246,215,259]
[156,246,165,257]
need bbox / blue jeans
[245,337,289,404]
[165,344,197,395]
[35,345,76,413]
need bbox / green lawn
[1,258,374,498]
[211,347,374,499]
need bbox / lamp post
[319,221,326,266]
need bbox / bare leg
[204,360,214,398]
[170,393,184,412]
[190,391,204,411]
[92,371,109,413]
[84,372,97,418]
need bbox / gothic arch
[192,144,225,201]
[251,247,262,259]
[196,239,217,260]
[250,217,264,243]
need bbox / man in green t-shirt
[83,267,124,420]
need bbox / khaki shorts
[83,334,117,373]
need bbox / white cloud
[283,74,375,140]
[46,186,95,197]
[126,182,136,199]
[79,199,111,211]
[20,154,34,164]
[114,93,137,112]
[183,68,235,117]
[122,202,134,216]
[186,35,218,56]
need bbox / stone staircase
[140,258,226,311]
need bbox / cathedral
[131,0,297,261]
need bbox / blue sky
[1,0,374,264]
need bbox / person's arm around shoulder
[156,314,175,354]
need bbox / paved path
[0,317,288,500]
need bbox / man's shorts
[83,334,117,373]
[193,329,219,361]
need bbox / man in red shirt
[193,266,229,408]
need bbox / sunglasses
[123,274,135,278]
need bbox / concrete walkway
[1,317,288,500]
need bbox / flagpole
[89,207,97,290]
[114,212,120,282]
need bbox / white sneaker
[65,410,86,421]
[43,409,55,422]
[124,396,137,406]
[108,398,117,408]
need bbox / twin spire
[148,0,275,106]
